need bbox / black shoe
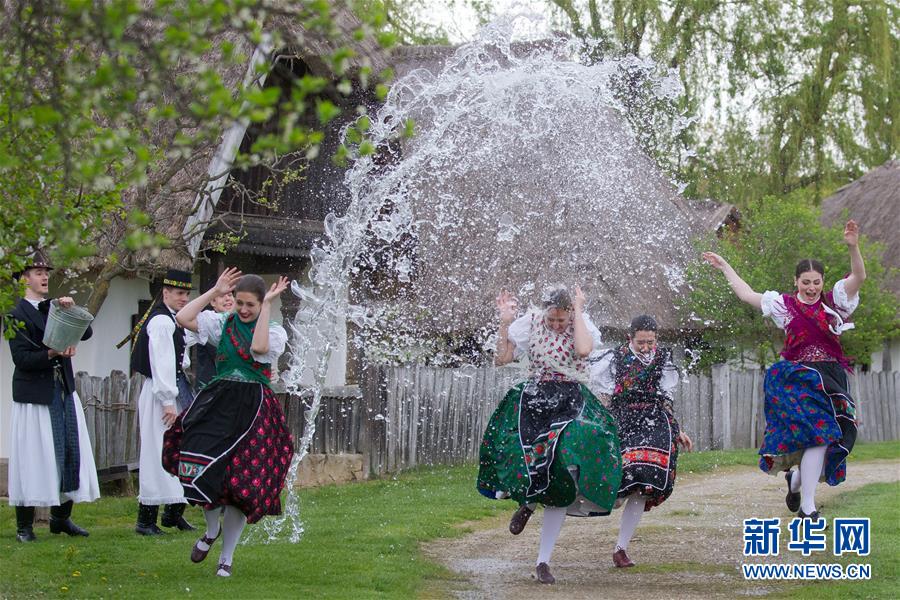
[135,522,166,536]
[784,471,801,512]
[161,503,196,531]
[535,562,555,584]
[50,517,89,537]
[797,509,826,527]
[509,504,534,535]
[15,506,36,542]
[163,516,195,531]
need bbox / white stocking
[196,507,222,552]
[799,445,827,514]
[616,494,646,551]
[536,507,566,565]
[219,505,247,567]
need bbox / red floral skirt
[163,380,294,524]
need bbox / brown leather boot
[613,547,635,568]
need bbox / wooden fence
[358,365,900,475]
[74,366,899,479]
[75,371,143,480]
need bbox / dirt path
[423,459,900,599]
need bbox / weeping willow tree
[517,0,898,207]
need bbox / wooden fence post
[360,365,387,477]
[711,364,731,450]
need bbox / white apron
[137,378,187,505]
[7,392,101,507]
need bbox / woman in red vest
[703,220,865,521]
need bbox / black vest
[131,304,186,378]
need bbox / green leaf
[316,100,341,124]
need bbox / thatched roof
[820,159,900,298]
[685,199,740,234]
[358,44,729,335]
[95,4,389,277]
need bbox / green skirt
[476,382,622,516]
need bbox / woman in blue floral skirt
[703,220,865,521]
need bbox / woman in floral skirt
[703,220,865,521]
[591,315,692,568]
[164,268,294,577]
[477,285,621,584]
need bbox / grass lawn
[1,441,897,599]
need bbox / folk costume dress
[477,310,622,517]
[758,278,858,486]
[162,311,294,524]
[591,345,680,510]
[7,298,101,507]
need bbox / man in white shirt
[130,269,196,535]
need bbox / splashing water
[249,10,700,542]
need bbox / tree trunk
[85,262,125,317]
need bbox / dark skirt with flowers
[162,379,294,524]
[610,398,679,511]
[476,381,622,516]
[759,360,857,486]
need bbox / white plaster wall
[0,323,14,460]
[67,278,152,378]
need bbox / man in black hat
[131,268,197,535]
[6,250,99,542]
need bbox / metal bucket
[43,300,94,351]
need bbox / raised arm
[571,285,593,357]
[494,290,517,366]
[250,277,289,355]
[701,252,763,310]
[841,220,866,299]
[176,267,242,332]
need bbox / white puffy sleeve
[582,312,603,352]
[589,350,616,396]
[183,328,199,348]
[831,278,860,317]
[197,310,227,348]
[147,315,178,407]
[660,355,679,399]
[251,323,287,364]
[760,291,789,330]
[506,314,531,360]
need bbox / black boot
[161,503,195,531]
[135,503,165,536]
[15,506,36,542]
[50,500,89,537]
